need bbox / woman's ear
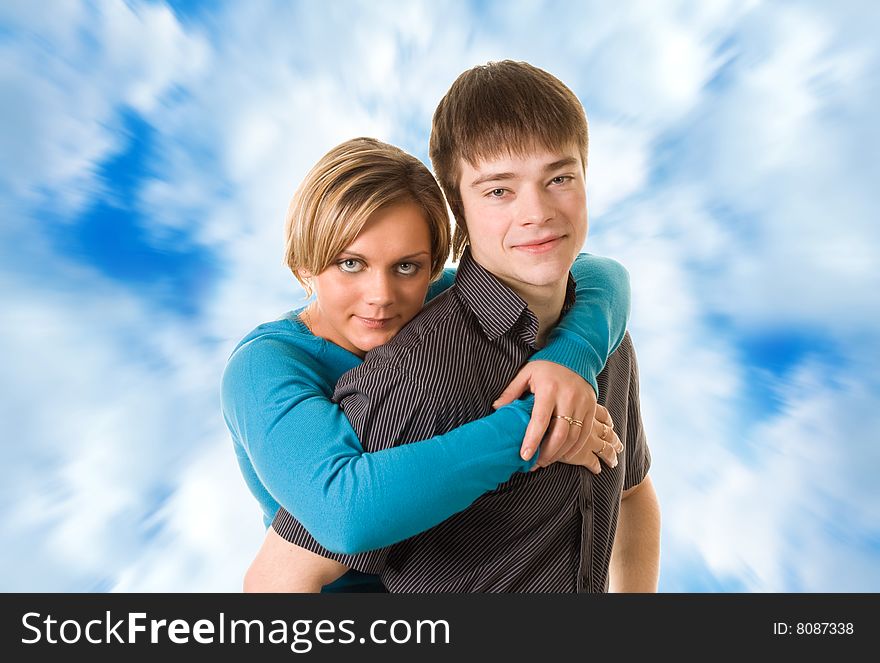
[296,269,315,294]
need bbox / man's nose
[517,186,554,225]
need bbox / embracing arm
[532,253,630,391]
[427,256,628,398]
[425,267,457,301]
[222,337,535,555]
[431,257,630,392]
[491,254,631,464]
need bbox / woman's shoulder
[223,310,358,389]
[225,310,329,381]
[231,311,314,359]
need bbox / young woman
[221,137,628,592]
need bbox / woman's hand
[561,404,624,473]
[493,360,598,467]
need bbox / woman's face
[305,201,434,357]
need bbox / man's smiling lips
[512,235,565,254]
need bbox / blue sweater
[221,254,629,556]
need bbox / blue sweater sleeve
[530,253,631,394]
[426,267,456,301]
[429,258,629,393]
[221,337,535,555]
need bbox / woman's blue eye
[489,188,506,197]
[338,259,363,273]
[397,262,419,275]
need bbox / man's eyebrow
[468,157,580,188]
[468,172,516,188]
[543,157,579,172]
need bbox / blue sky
[1,0,878,592]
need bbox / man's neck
[497,277,567,348]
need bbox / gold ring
[595,440,608,456]
[569,418,584,428]
[553,415,576,426]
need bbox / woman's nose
[363,272,394,307]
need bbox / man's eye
[550,176,571,185]
[338,259,363,273]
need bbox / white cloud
[668,362,880,591]
[591,177,879,591]
[587,121,651,218]
[0,265,238,590]
[469,0,741,129]
[112,440,265,592]
[680,3,880,334]
[3,0,879,594]
[0,0,209,216]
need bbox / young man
[272,60,661,592]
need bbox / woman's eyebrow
[396,251,431,260]
[338,250,430,260]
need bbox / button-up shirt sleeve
[620,335,651,490]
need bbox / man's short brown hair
[429,60,589,259]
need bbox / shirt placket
[576,469,593,592]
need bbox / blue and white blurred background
[2,0,878,592]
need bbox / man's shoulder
[332,287,472,400]
[366,287,470,368]
[607,330,634,363]
[596,330,641,417]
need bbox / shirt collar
[454,247,577,343]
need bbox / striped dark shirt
[273,247,650,592]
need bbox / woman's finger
[493,366,531,409]
[520,384,556,460]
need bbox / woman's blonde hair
[284,137,451,293]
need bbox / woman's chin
[352,330,397,354]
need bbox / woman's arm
[425,267,456,301]
[491,254,631,465]
[428,255,630,391]
[532,253,630,390]
[226,255,626,555]
[429,254,629,414]
[222,336,536,555]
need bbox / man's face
[457,143,587,298]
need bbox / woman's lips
[355,316,396,329]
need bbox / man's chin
[516,261,573,288]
